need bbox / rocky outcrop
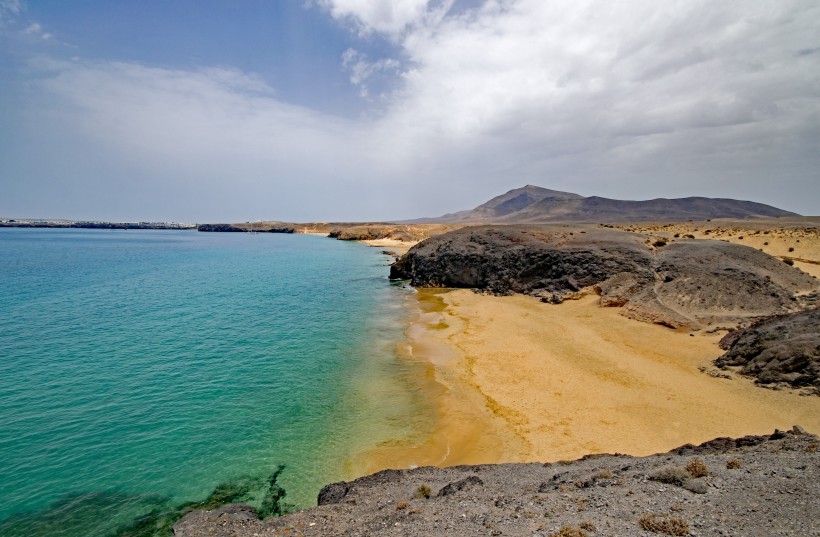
[329,227,412,241]
[198,224,295,233]
[390,226,818,329]
[173,429,819,536]
[717,309,820,393]
[198,224,250,232]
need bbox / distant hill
[409,185,798,223]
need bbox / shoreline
[344,288,525,479]
[350,287,820,472]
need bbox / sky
[1,0,818,222]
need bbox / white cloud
[317,0,452,39]
[6,0,820,220]
[374,0,820,204]
[24,21,51,39]
[341,48,400,97]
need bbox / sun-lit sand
[361,238,417,256]
[352,287,820,474]
[615,217,820,279]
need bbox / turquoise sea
[0,228,428,536]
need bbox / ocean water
[0,229,428,536]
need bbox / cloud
[375,0,820,206]
[24,21,51,39]
[0,0,21,14]
[0,0,21,25]
[33,59,358,168]
[317,0,452,39]
[5,0,820,220]
[341,48,400,97]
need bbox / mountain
[410,185,798,223]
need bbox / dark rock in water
[717,309,820,392]
[390,225,818,329]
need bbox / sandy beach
[352,287,820,473]
[361,238,416,256]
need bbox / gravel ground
[174,428,819,536]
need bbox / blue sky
[1,0,818,222]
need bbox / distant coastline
[0,219,197,230]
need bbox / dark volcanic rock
[390,226,818,329]
[436,475,483,497]
[198,223,248,232]
[717,309,820,392]
[317,482,352,506]
[390,226,653,295]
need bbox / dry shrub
[579,520,596,531]
[594,468,613,480]
[650,467,692,486]
[395,501,409,510]
[639,514,690,536]
[685,459,709,478]
[573,496,589,512]
[549,526,589,537]
[726,458,742,469]
[413,484,431,499]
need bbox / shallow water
[0,229,427,535]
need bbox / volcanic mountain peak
[413,185,796,223]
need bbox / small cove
[0,228,432,535]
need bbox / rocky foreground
[174,429,818,536]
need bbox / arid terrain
[175,429,819,536]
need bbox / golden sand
[353,288,820,472]
[361,238,417,256]
[615,217,820,279]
